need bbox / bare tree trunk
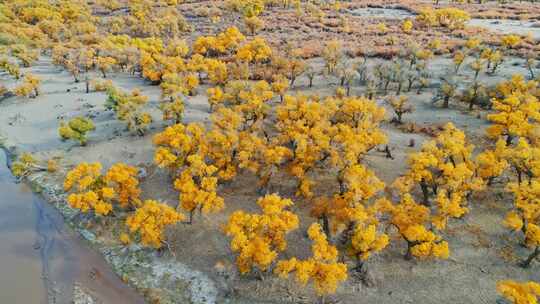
[420,181,430,206]
[407,79,414,92]
[322,214,331,238]
[405,241,414,260]
[520,247,539,268]
[443,96,450,108]
[506,135,514,146]
[385,145,394,159]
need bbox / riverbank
[0,145,146,304]
[0,142,220,304]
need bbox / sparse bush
[11,153,39,178]
[402,19,413,34]
[106,86,152,135]
[0,57,21,79]
[58,116,95,145]
[526,55,536,80]
[416,8,470,30]
[433,78,457,108]
[14,73,41,98]
[322,40,343,74]
[10,44,38,67]
[96,56,116,78]
[501,34,521,49]
[244,15,264,35]
[387,95,413,123]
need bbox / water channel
[0,149,145,304]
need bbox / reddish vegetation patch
[179,0,539,59]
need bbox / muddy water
[0,150,145,304]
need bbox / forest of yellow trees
[1,0,540,303]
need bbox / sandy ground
[1,48,539,303]
[2,1,540,302]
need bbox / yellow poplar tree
[193,27,245,56]
[497,280,540,304]
[14,73,41,98]
[487,75,540,145]
[475,140,508,185]
[224,194,299,276]
[153,123,225,222]
[96,56,116,78]
[504,180,540,268]
[394,122,484,207]
[173,155,225,222]
[275,223,348,299]
[0,58,21,79]
[501,138,540,184]
[235,37,272,64]
[64,162,142,216]
[244,15,264,35]
[271,74,289,102]
[126,200,184,249]
[58,116,95,146]
[348,218,389,275]
[378,194,450,260]
[106,86,153,135]
[207,86,225,111]
[275,95,334,198]
[402,19,413,33]
[205,59,228,86]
